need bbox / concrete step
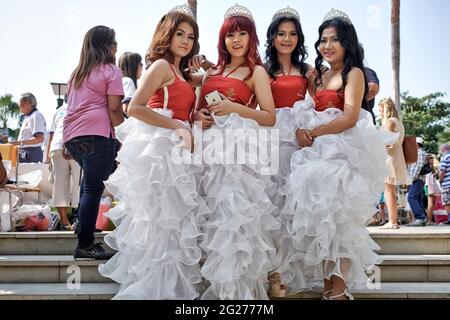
[284,282,450,300]
[1,282,450,300]
[369,226,450,255]
[0,231,112,255]
[2,227,450,255]
[379,255,450,282]
[0,283,118,300]
[2,254,450,284]
[0,255,113,283]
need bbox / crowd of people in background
[1,3,450,301]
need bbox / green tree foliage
[402,92,450,154]
[0,94,21,140]
[437,127,450,147]
[0,94,20,127]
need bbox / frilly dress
[269,75,308,209]
[98,66,210,300]
[196,70,280,300]
[276,89,397,293]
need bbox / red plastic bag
[14,205,51,231]
[433,195,448,224]
[96,196,112,231]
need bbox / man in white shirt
[11,92,47,163]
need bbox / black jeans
[64,136,117,249]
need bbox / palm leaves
[0,93,20,138]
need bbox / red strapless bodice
[198,75,255,109]
[313,90,345,112]
[270,75,307,108]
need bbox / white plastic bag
[0,190,20,232]
[13,204,52,231]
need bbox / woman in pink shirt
[63,25,124,260]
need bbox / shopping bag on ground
[433,195,448,224]
[96,196,113,231]
[13,204,52,231]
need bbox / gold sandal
[268,272,287,298]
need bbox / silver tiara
[224,3,254,22]
[323,8,352,25]
[272,6,300,22]
[167,4,194,19]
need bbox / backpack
[419,163,432,176]
[402,136,418,165]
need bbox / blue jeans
[64,136,117,249]
[408,179,427,221]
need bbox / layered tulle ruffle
[269,107,301,210]
[198,113,281,300]
[277,99,395,293]
[98,113,209,300]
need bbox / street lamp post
[50,82,68,108]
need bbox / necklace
[280,64,292,76]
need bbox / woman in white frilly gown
[277,10,396,300]
[262,7,315,298]
[98,5,210,300]
[192,4,281,300]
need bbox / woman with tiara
[265,6,312,209]
[98,4,210,300]
[263,6,313,298]
[193,3,280,300]
[279,9,393,300]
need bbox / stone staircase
[1,227,450,299]
[0,232,118,300]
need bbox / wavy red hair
[216,16,262,81]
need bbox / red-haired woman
[194,4,279,300]
[98,5,209,300]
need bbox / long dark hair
[314,18,369,110]
[118,52,142,88]
[145,12,199,81]
[265,17,308,78]
[70,25,116,89]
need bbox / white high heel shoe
[328,288,354,300]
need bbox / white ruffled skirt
[198,113,281,300]
[277,99,395,293]
[98,114,209,300]
[269,107,300,210]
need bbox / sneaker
[72,220,79,235]
[439,221,450,225]
[406,218,427,227]
[74,242,114,260]
[59,223,73,231]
